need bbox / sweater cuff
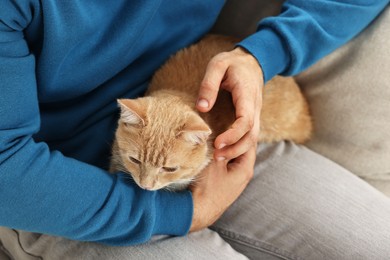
[237,28,290,82]
[152,190,193,236]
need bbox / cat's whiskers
[190,174,206,186]
[163,186,177,192]
[122,175,137,186]
[163,176,196,191]
[112,162,132,175]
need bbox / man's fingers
[215,92,261,161]
[231,146,256,166]
[197,56,228,112]
[214,91,256,149]
[226,147,256,187]
[214,116,250,148]
[213,73,258,146]
[215,127,258,161]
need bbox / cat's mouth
[133,179,162,191]
[133,175,193,191]
[136,180,188,191]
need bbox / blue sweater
[0,0,388,246]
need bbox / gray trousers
[1,142,390,260]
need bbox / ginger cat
[110,35,312,191]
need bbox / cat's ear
[179,113,211,145]
[117,99,146,127]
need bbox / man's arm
[238,0,390,82]
[0,0,193,246]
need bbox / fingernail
[218,143,226,149]
[197,99,209,108]
[217,156,226,161]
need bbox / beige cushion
[295,6,390,195]
[214,1,390,196]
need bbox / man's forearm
[238,0,389,82]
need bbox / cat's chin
[136,181,191,191]
[164,181,192,191]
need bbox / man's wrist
[237,28,290,82]
[153,190,193,236]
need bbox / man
[1,0,390,259]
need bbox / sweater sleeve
[238,0,390,82]
[0,0,193,246]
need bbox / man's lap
[213,142,390,259]
[2,142,390,259]
[0,228,245,260]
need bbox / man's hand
[196,47,264,161]
[189,147,256,232]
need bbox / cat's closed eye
[161,166,179,173]
[129,156,141,164]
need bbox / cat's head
[114,98,212,191]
